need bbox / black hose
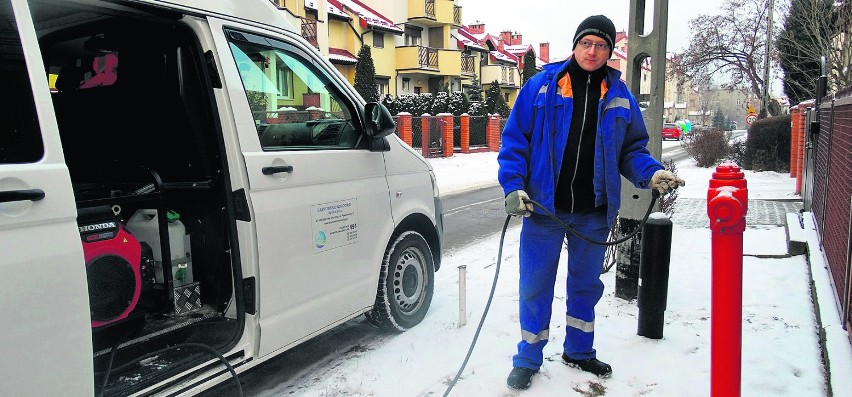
[442,215,511,397]
[526,190,660,246]
[442,191,661,395]
[96,342,243,397]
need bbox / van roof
[143,0,295,31]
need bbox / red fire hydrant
[707,162,748,397]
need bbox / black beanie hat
[573,15,616,55]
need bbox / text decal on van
[311,198,359,252]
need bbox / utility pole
[762,0,775,117]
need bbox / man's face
[572,35,610,72]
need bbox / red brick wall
[396,114,412,146]
[486,115,501,152]
[460,115,470,153]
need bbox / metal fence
[469,115,489,149]
[804,89,852,335]
[411,115,444,158]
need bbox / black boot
[562,353,612,378]
[506,367,536,390]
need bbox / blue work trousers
[512,209,610,370]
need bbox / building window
[405,26,422,46]
[376,77,390,98]
[402,78,411,91]
[373,32,384,48]
[276,64,293,99]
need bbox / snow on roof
[305,0,349,20]
[328,47,358,64]
[339,0,403,33]
[490,49,517,64]
[452,30,487,51]
[504,44,531,54]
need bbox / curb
[791,212,852,397]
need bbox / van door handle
[0,189,46,203]
[262,165,294,175]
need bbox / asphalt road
[437,139,700,251]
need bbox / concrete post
[616,0,670,301]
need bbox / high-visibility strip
[566,315,595,333]
[521,329,550,344]
[605,97,630,111]
[538,85,549,94]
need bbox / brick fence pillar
[790,107,800,178]
[796,106,807,194]
[460,114,470,153]
[438,113,454,158]
[486,114,502,152]
[396,113,412,146]
[421,113,431,158]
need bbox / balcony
[461,54,475,76]
[301,19,318,48]
[408,0,455,26]
[481,65,520,88]
[453,5,462,26]
[396,46,463,76]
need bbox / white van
[0,0,443,395]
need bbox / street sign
[746,113,757,126]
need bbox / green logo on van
[315,231,327,249]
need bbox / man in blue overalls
[498,15,685,390]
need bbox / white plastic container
[126,209,192,285]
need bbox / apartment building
[268,0,551,109]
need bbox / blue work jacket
[497,59,663,225]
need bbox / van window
[226,30,362,150]
[0,0,44,164]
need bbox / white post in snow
[458,265,467,327]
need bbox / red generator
[77,206,142,328]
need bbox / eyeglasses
[577,40,610,52]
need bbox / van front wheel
[365,231,434,331]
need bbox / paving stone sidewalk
[671,197,803,228]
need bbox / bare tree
[831,1,852,90]
[675,0,776,114]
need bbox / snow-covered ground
[243,148,851,396]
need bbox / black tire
[365,231,434,331]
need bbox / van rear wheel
[366,231,434,331]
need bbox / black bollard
[637,212,673,339]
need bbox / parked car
[662,122,684,140]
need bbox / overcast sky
[459,0,732,59]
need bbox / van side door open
[210,23,395,356]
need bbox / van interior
[30,1,243,394]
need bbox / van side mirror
[364,102,395,139]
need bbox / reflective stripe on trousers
[512,209,609,370]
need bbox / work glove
[650,170,686,195]
[504,190,534,217]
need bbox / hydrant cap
[712,162,745,180]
